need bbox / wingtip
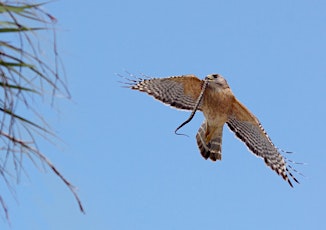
[287,179,294,188]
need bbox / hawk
[123,73,299,187]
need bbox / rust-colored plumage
[124,73,299,187]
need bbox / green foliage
[0,1,84,221]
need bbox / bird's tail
[196,121,223,161]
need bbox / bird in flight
[123,73,299,187]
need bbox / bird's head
[205,74,229,89]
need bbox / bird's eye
[212,74,218,78]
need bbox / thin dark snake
[174,78,209,136]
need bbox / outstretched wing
[227,98,298,187]
[125,75,204,110]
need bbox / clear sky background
[2,0,326,229]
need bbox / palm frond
[0,0,84,221]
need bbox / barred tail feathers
[196,121,223,161]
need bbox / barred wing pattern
[124,73,300,187]
[129,75,203,110]
[227,99,298,187]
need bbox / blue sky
[2,0,326,229]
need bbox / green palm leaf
[0,1,84,221]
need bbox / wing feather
[227,98,298,187]
[128,75,203,110]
